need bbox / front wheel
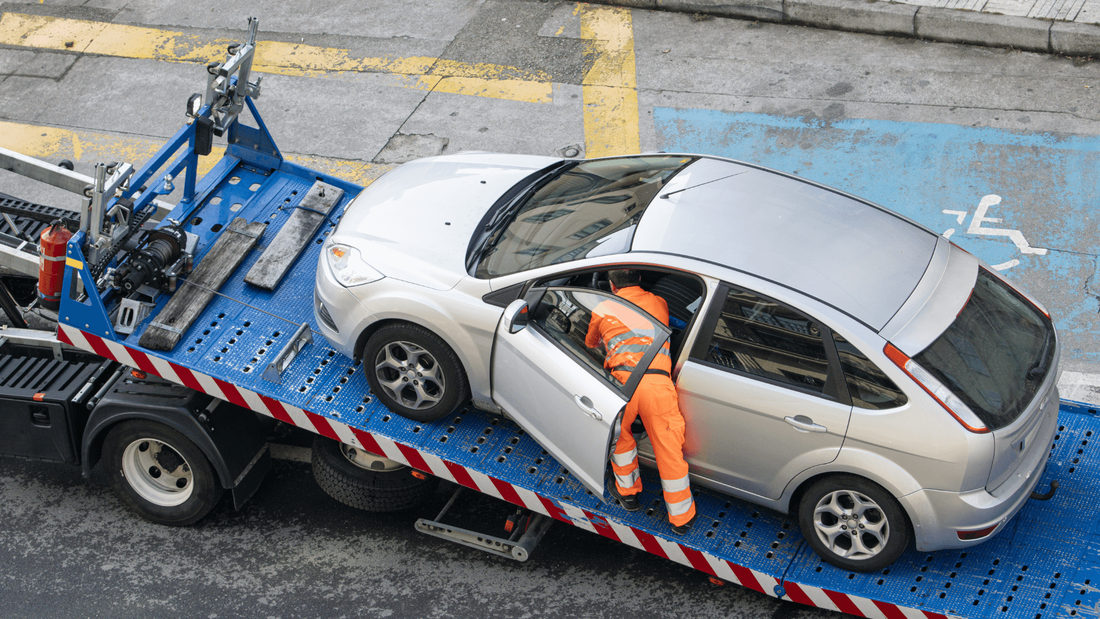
[361,323,468,422]
[798,475,909,572]
[101,420,223,526]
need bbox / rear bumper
[902,388,1060,551]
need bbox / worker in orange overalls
[585,269,697,534]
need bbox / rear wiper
[1028,329,1053,378]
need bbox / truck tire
[311,436,438,512]
[102,420,224,526]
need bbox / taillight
[957,524,999,541]
[884,343,989,434]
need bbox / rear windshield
[913,268,1055,430]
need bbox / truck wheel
[798,475,909,572]
[362,323,468,422]
[102,420,223,526]
[311,436,438,512]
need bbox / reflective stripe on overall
[610,373,695,526]
[594,286,695,527]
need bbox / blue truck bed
[54,97,1100,619]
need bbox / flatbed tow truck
[2,19,1099,619]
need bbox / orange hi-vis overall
[585,286,696,527]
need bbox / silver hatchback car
[313,153,1060,571]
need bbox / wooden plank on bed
[139,217,267,351]
[244,180,343,291]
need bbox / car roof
[631,156,939,331]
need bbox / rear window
[913,269,1054,430]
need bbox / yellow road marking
[0,13,551,103]
[1,4,638,169]
[580,5,640,157]
[0,120,389,187]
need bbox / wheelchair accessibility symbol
[941,194,1047,271]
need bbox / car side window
[530,287,669,396]
[693,287,833,395]
[832,333,908,409]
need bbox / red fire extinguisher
[38,221,72,311]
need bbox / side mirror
[503,299,530,334]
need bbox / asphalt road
[2,1,1100,617]
[0,443,822,619]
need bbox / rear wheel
[361,323,468,422]
[311,436,438,512]
[798,475,909,572]
[102,420,223,526]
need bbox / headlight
[326,244,383,287]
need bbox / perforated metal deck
[54,109,1100,619]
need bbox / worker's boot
[671,513,697,536]
[608,483,640,512]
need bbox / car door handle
[574,395,603,421]
[784,415,826,433]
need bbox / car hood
[331,153,560,290]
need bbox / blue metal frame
[57,95,1099,619]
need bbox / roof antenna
[660,170,748,200]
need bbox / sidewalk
[596,0,1100,55]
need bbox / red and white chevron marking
[58,324,951,619]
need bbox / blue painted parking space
[653,109,1100,365]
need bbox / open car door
[491,287,671,498]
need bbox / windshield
[913,268,1055,430]
[473,155,695,278]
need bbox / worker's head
[608,269,640,293]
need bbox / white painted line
[1058,371,1100,407]
[968,194,1047,255]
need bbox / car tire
[798,475,909,572]
[101,420,224,526]
[311,436,438,512]
[361,323,469,422]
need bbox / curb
[592,0,1100,56]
